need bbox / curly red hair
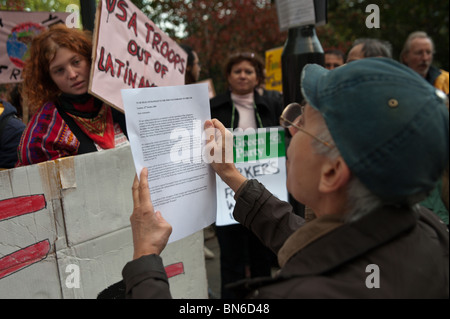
[22,24,92,115]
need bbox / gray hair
[352,38,393,59]
[400,31,435,64]
[311,123,383,222]
[311,116,430,222]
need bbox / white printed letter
[170,128,191,163]
[365,4,380,29]
[65,264,80,289]
[365,264,380,288]
[65,4,80,29]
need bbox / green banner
[233,128,286,163]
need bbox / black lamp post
[279,0,327,217]
[281,25,324,106]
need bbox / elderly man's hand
[204,119,247,192]
[130,167,172,260]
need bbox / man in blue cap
[123,58,449,298]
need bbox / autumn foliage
[146,0,449,94]
[3,0,449,95]
[174,0,287,93]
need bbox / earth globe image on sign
[6,22,45,69]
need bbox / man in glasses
[123,58,448,298]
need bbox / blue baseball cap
[301,57,449,203]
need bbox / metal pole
[281,25,324,106]
[280,1,327,217]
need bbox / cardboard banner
[0,146,208,299]
[89,0,187,112]
[0,11,70,84]
[216,128,288,226]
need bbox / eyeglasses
[280,103,334,148]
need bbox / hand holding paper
[122,83,216,243]
[204,119,247,193]
[130,167,172,260]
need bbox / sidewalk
[204,227,221,299]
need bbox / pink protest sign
[0,11,70,84]
[89,0,187,112]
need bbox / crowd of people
[0,22,448,299]
[124,30,449,299]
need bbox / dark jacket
[121,180,449,299]
[231,180,449,298]
[0,100,25,169]
[210,89,284,129]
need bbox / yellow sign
[265,46,284,93]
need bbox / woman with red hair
[17,24,128,167]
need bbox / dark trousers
[216,224,276,299]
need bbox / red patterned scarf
[60,93,115,150]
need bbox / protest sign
[275,0,327,31]
[265,46,283,93]
[216,128,288,226]
[0,11,70,84]
[89,0,187,112]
